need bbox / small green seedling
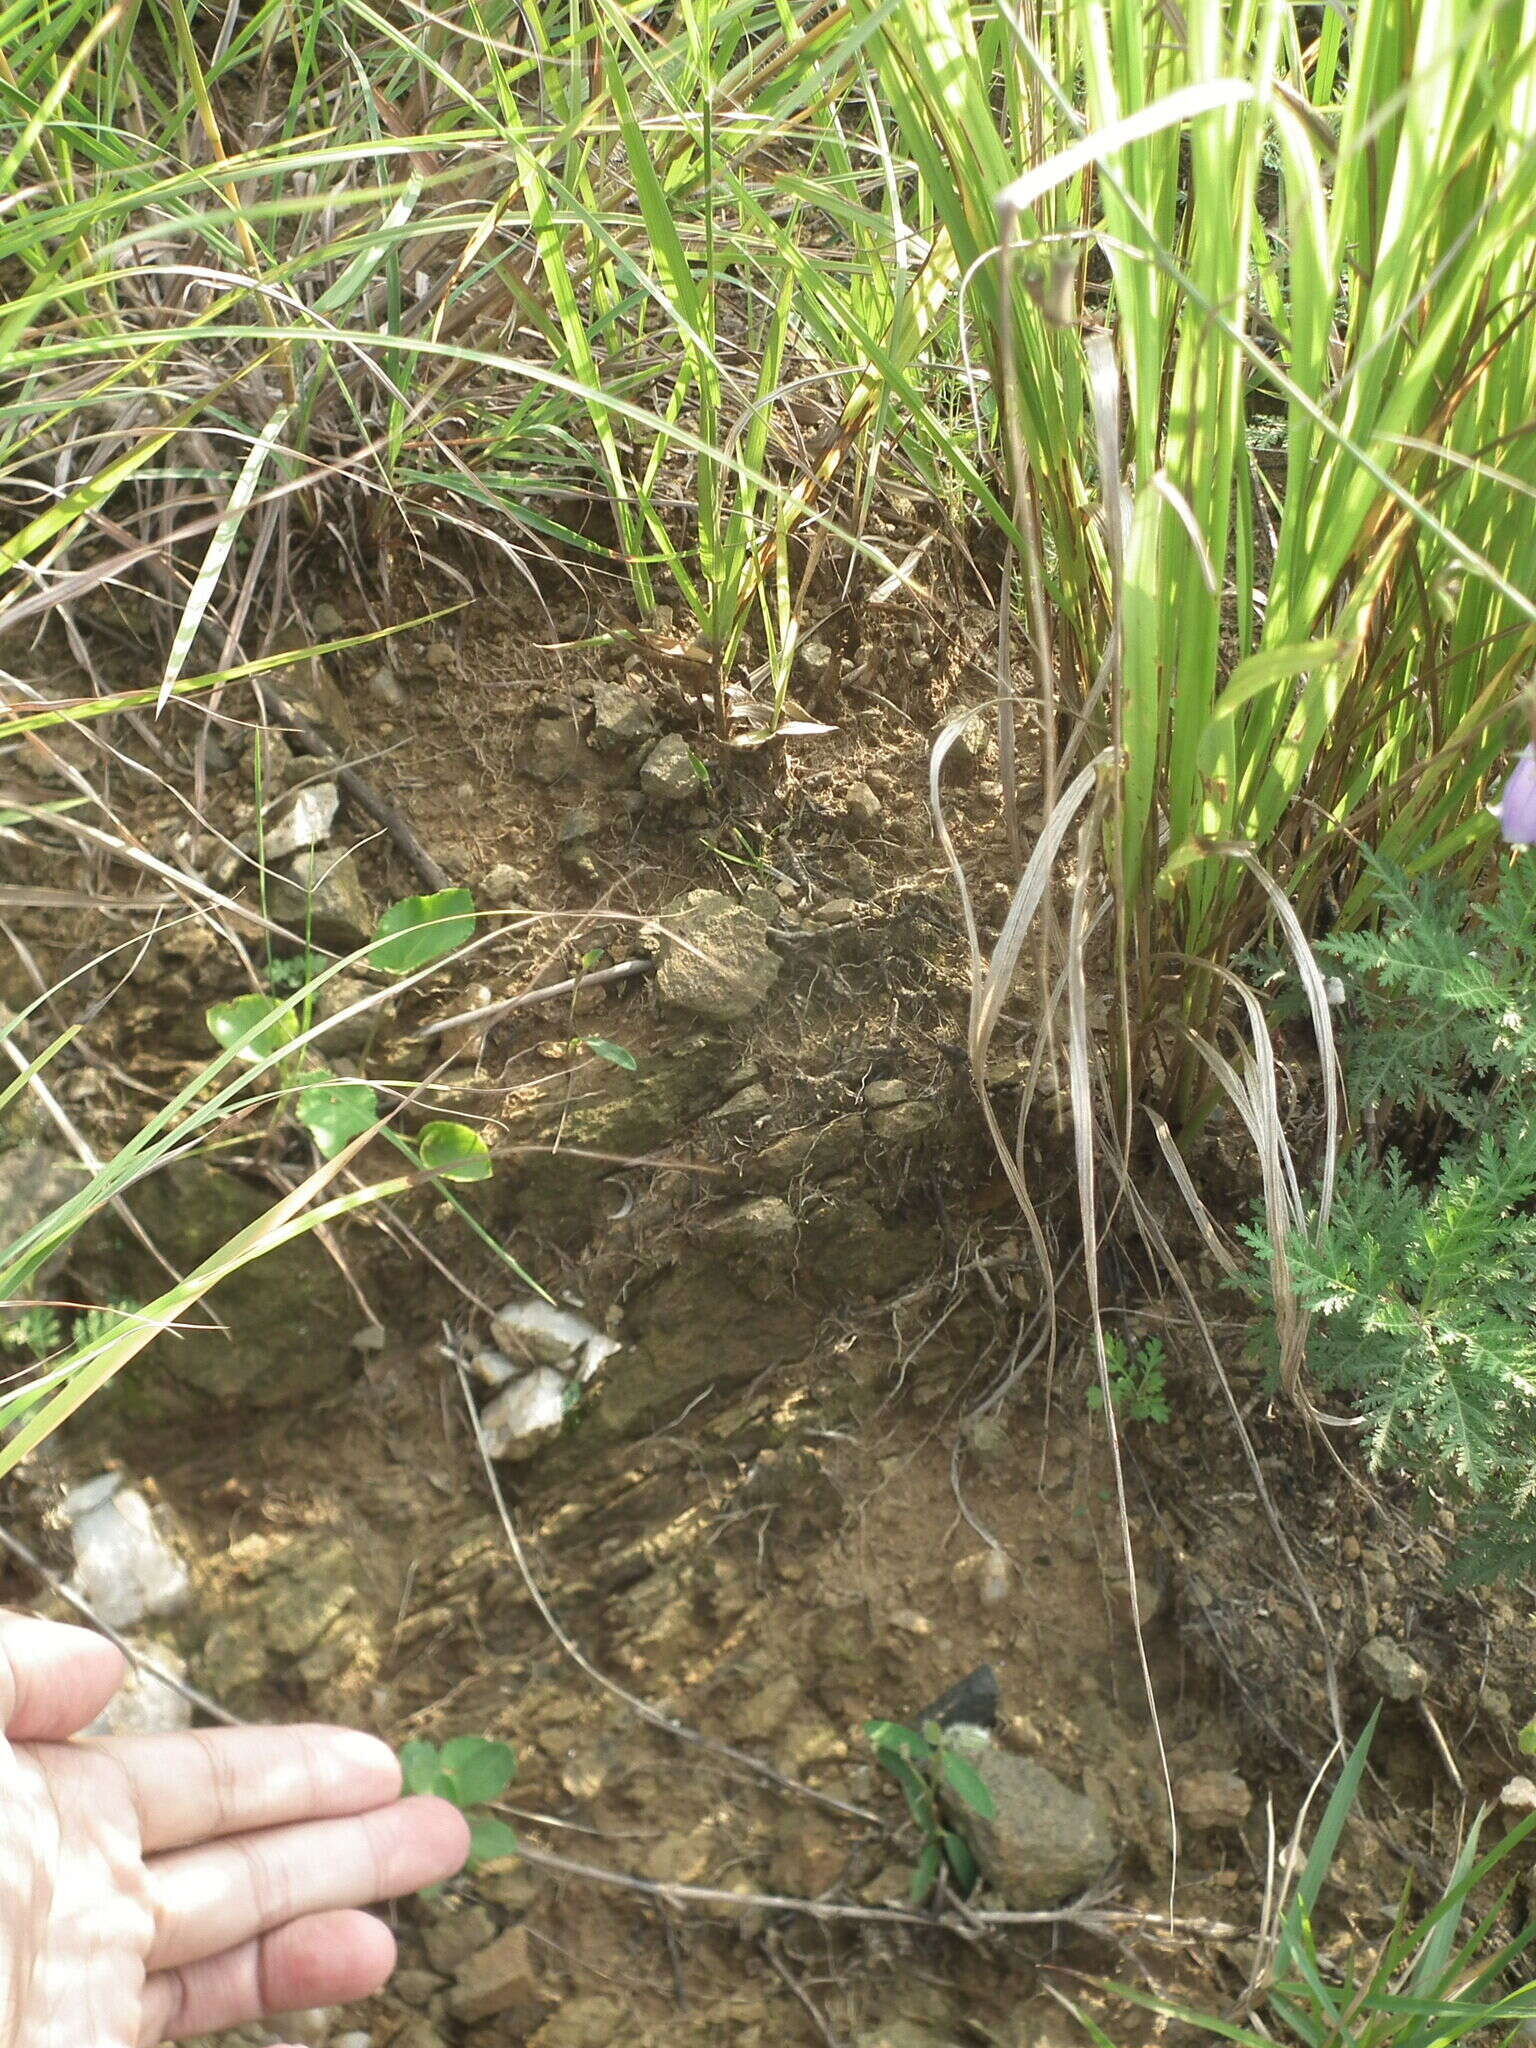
[206,890,493,1183]
[1086,1332,1170,1425]
[400,1736,518,1868]
[865,1718,995,1904]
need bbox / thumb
[0,1611,126,1740]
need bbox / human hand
[0,1610,470,2046]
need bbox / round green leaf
[295,1077,379,1157]
[207,994,298,1062]
[399,1740,445,1798]
[369,889,477,974]
[417,1120,493,1182]
[439,1735,516,1807]
[466,1814,519,1866]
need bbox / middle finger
[144,1796,467,1973]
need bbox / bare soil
[5,542,1534,2048]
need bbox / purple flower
[1493,745,1536,843]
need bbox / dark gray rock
[524,717,585,785]
[589,679,658,752]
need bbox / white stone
[480,1368,570,1462]
[83,1643,194,1737]
[65,1484,190,1631]
[262,783,340,862]
[1501,1776,1536,1812]
[490,1300,619,1385]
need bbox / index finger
[90,1722,404,1854]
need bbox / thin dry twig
[456,1359,883,1828]
[514,1838,1134,1938]
[411,958,655,1041]
[758,1929,846,2048]
[252,675,448,892]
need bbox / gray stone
[68,1160,359,1420]
[312,971,390,1056]
[558,806,601,845]
[392,1971,445,2008]
[448,1924,541,2023]
[845,779,882,825]
[1174,1769,1253,1829]
[742,884,781,924]
[524,717,584,785]
[704,1196,796,1257]
[941,1734,1116,1908]
[868,1099,941,1142]
[589,679,658,751]
[423,1902,496,1974]
[1358,1635,1428,1701]
[706,1082,773,1123]
[863,1077,909,1107]
[482,863,533,910]
[261,782,339,863]
[267,846,375,951]
[638,732,700,801]
[490,1299,619,1382]
[797,638,834,679]
[366,666,404,709]
[649,890,779,1024]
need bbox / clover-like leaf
[295,1077,379,1157]
[369,889,476,974]
[399,1740,445,1798]
[417,1120,492,1182]
[440,1735,516,1807]
[467,1814,519,1866]
[207,994,297,1062]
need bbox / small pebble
[978,1551,1011,1606]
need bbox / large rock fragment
[940,1734,1116,1908]
[648,890,779,1024]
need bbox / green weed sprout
[865,1718,995,1904]
[1086,1333,1170,1425]
[400,1737,518,1869]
